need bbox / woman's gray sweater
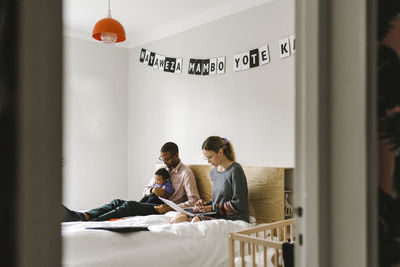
[209,162,249,222]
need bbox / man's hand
[154,204,173,214]
[152,187,168,198]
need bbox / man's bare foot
[83,212,90,221]
[170,213,190,224]
[191,216,201,223]
[154,204,173,214]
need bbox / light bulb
[100,32,117,44]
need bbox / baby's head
[154,168,170,185]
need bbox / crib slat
[264,246,267,267]
[274,248,278,266]
[283,225,287,241]
[252,244,256,267]
[255,232,259,253]
[290,224,294,241]
[229,235,235,267]
[240,241,245,267]
[278,227,281,241]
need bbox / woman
[171,136,249,223]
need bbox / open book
[158,197,216,217]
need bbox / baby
[140,168,174,205]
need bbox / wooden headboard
[187,164,285,224]
[156,163,285,224]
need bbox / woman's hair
[155,168,170,181]
[201,136,235,161]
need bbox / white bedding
[234,249,283,267]
[62,211,250,267]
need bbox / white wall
[128,0,295,199]
[63,37,129,210]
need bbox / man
[63,142,200,221]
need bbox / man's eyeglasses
[159,153,176,163]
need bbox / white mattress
[62,211,250,267]
[234,248,283,267]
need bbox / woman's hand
[194,199,213,212]
[202,205,213,212]
[193,204,213,213]
[194,199,207,208]
[194,199,206,212]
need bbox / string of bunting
[139,34,295,76]
[139,49,183,73]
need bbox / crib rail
[229,219,295,267]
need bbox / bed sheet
[234,248,283,267]
[62,211,250,267]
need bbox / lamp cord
[107,0,112,18]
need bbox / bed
[62,165,288,267]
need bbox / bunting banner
[138,33,295,76]
[233,45,270,72]
[188,57,225,75]
[139,48,183,74]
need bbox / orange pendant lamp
[92,0,126,44]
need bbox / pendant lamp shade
[92,0,126,44]
[92,17,126,43]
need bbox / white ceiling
[63,0,272,48]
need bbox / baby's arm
[162,186,170,197]
[163,182,175,197]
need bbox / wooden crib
[228,219,295,267]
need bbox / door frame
[294,0,378,266]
